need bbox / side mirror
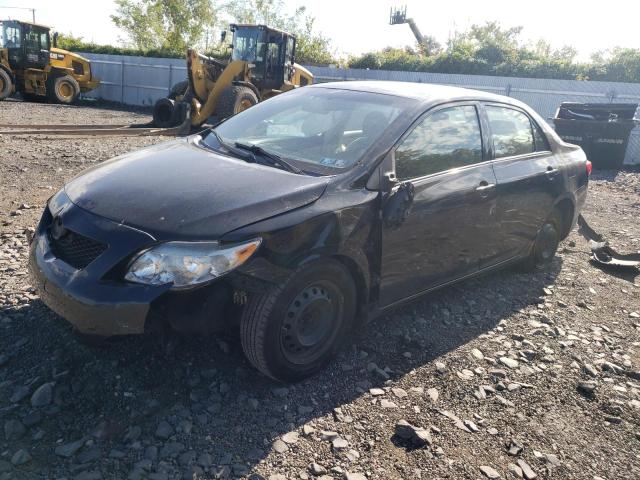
[382,181,415,229]
[52,32,58,48]
[381,171,398,192]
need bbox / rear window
[486,106,535,158]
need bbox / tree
[221,0,334,64]
[418,35,442,56]
[111,0,216,54]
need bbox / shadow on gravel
[588,262,638,284]
[0,259,562,477]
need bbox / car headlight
[124,239,261,288]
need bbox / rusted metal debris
[577,214,640,271]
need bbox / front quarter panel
[223,188,380,300]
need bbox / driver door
[379,103,501,307]
[23,24,49,69]
[3,22,24,68]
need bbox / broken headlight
[124,239,261,288]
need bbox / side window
[24,26,39,51]
[395,105,483,180]
[533,122,550,152]
[40,32,49,51]
[486,106,534,158]
[3,26,21,48]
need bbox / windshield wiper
[234,142,303,174]
[209,129,241,155]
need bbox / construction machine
[0,23,311,137]
[389,6,424,46]
[0,19,99,104]
[152,23,314,129]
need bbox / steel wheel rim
[58,82,73,100]
[239,98,254,111]
[280,282,342,365]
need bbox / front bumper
[29,191,172,336]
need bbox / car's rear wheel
[520,209,563,272]
[240,259,356,382]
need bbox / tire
[47,75,80,104]
[216,85,258,119]
[240,259,357,382]
[168,80,189,100]
[520,209,563,272]
[153,97,177,128]
[0,68,12,100]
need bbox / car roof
[309,80,522,107]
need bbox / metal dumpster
[553,103,639,169]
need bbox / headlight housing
[124,239,261,288]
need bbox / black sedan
[29,81,590,381]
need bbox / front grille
[48,229,107,270]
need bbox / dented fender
[223,188,380,302]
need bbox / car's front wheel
[240,259,356,382]
[521,209,563,272]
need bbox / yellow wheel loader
[152,24,314,129]
[0,20,100,104]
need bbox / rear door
[483,103,562,264]
[379,102,501,306]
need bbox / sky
[1,0,639,60]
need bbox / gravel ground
[0,100,639,480]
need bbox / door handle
[545,166,559,178]
[476,181,496,192]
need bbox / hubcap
[281,284,340,364]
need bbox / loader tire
[153,98,178,128]
[168,80,189,100]
[216,85,258,120]
[0,69,12,100]
[47,75,80,104]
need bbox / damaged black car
[29,81,590,381]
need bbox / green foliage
[349,21,640,83]
[221,0,334,64]
[111,0,216,54]
[56,32,231,61]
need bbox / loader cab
[0,20,50,70]
[230,24,296,90]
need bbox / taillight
[586,160,592,176]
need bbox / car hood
[64,138,329,240]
